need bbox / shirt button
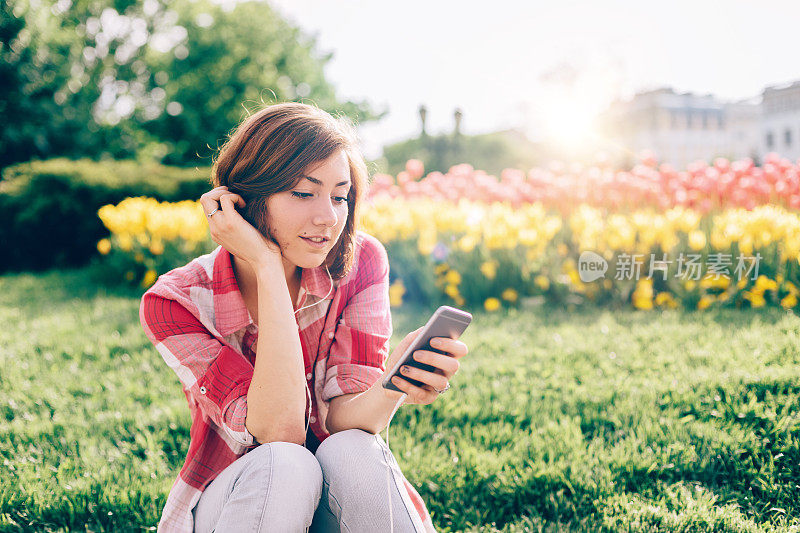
[309,416,316,423]
[327,331,334,339]
[306,373,312,380]
[199,386,207,394]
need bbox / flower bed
[94,156,800,312]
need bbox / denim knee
[246,442,323,523]
[315,429,380,480]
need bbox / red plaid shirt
[140,231,435,532]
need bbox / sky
[267,0,800,159]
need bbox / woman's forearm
[245,265,306,445]
[325,381,407,435]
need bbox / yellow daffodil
[501,288,518,302]
[118,234,133,251]
[655,292,677,308]
[633,298,653,310]
[534,275,550,291]
[781,293,797,308]
[480,261,497,280]
[697,295,714,310]
[484,297,501,312]
[754,275,778,293]
[688,230,706,251]
[435,263,450,275]
[632,279,654,309]
[389,279,406,307]
[141,269,158,288]
[149,240,164,255]
[445,269,462,285]
[97,238,111,255]
[700,274,730,290]
[743,291,766,308]
[457,235,477,252]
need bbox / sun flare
[541,94,598,149]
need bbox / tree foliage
[382,130,543,177]
[1,0,385,170]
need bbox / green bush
[1,158,212,273]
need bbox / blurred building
[598,88,759,168]
[598,80,800,168]
[725,99,762,163]
[762,80,800,161]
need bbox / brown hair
[211,102,368,280]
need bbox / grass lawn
[2,267,800,532]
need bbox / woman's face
[265,148,351,273]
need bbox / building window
[766,131,774,149]
[786,128,792,147]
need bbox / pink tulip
[405,159,425,180]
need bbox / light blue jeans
[191,428,428,532]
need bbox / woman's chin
[293,253,328,269]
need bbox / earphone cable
[385,392,407,533]
[295,264,333,447]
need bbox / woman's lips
[301,236,328,249]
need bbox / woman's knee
[315,429,382,478]
[245,441,323,506]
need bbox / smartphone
[382,305,473,393]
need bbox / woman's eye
[292,191,348,204]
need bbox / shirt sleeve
[139,292,257,446]
[322,236,393,401]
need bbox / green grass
[2,268,800,532]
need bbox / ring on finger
[205,201,220,218]
[433,382,450,394]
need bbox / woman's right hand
[199,186,283,270]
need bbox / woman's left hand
[387,336,468,405]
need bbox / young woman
[139,102,469,532]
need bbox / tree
[1,0,385,170]
[0,0,91,170]
[382,129,543,177]
[138,0,383,165]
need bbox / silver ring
[433,383,450,394]
[206,207,219,218]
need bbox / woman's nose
[312,198,339,226]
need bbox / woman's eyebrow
[303,176,350,187]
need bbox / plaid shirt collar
[212,246,334,336]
